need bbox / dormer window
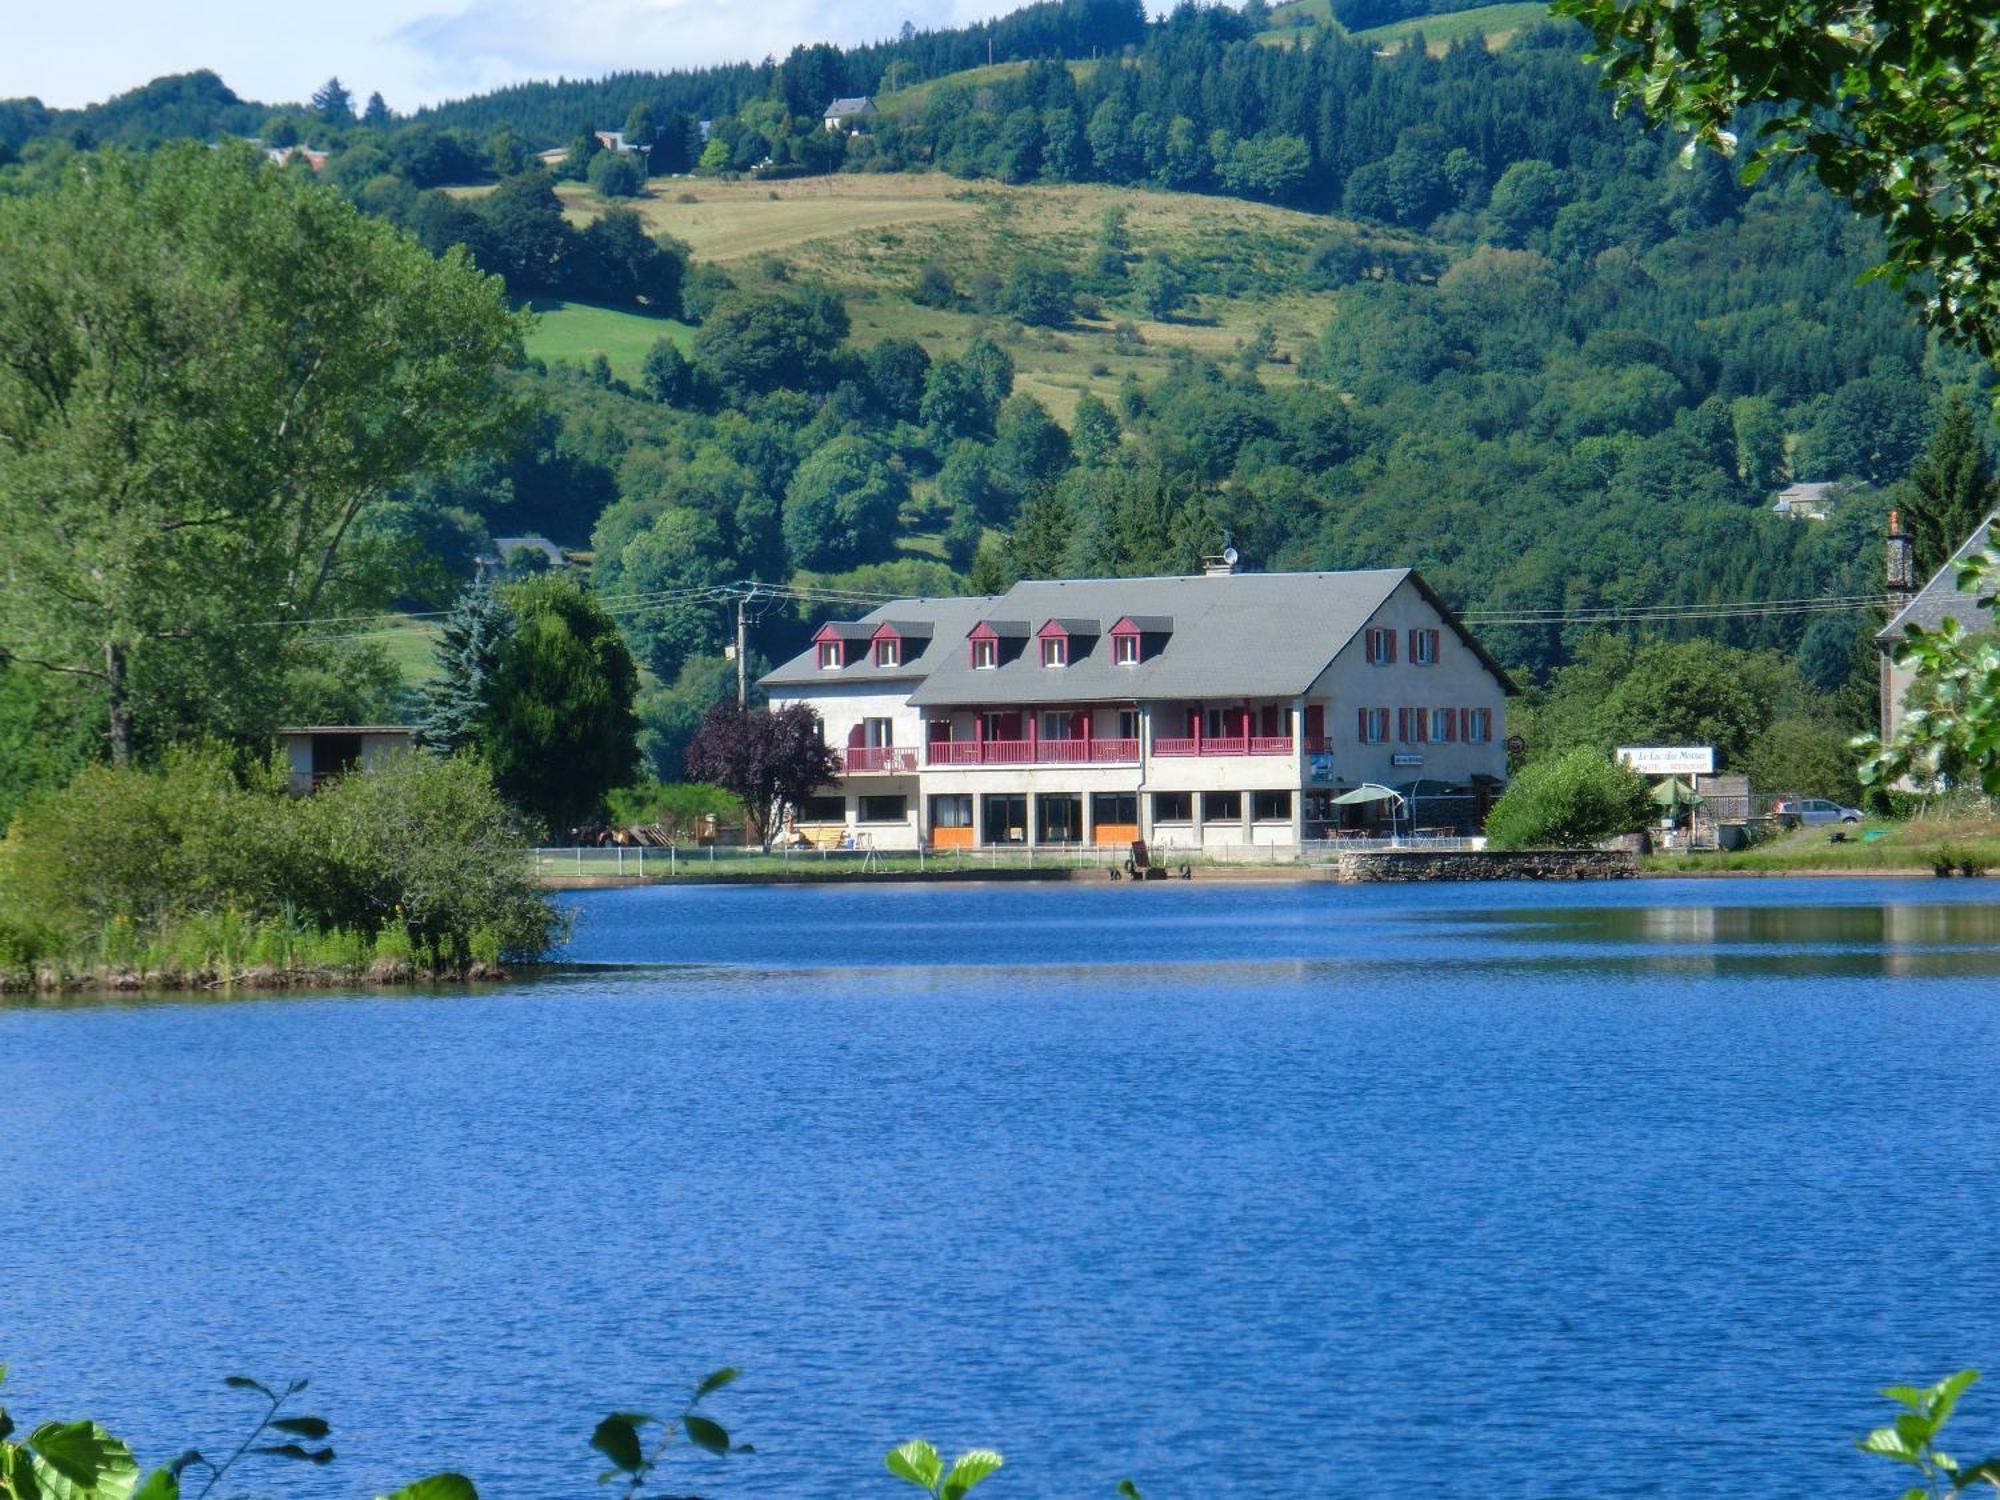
[874,638,900,667]
[973,638,997,669]
[1114,633,1139,665]
[818,642,842,670]
[1042,637,1067,668]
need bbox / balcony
[924,738,1140,767]
[1152,736,1300,757]
[837,746,920,774]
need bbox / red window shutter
[1397,708,1409,742]
[1386,631,1396,664]
[1306,704,1325,740]
[1408,628,1418,661]
[1358,708,1369,740]
[1414,709,1428,743]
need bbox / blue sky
[5,0,1036,112]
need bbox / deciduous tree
[683,701,840,844]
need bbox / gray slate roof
[763,595,998,687]
[825,97,876,115]
[763,570,1513,705]
[1878,515,1998,643]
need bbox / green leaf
[1883,1386,1931,1410]
[693,1368,739,1400]
[942,1449,1003,1499]
[886,1439,943,1490]
[1954,1456,2000,1489]
[269,1418,331,1440]
[375,1474,478,1500]
[131,1470,178,1500]
[681,1416,730,1457]
[28,1422,140,1500]
[221,1377,270,1396]
[1932,1370,1980,1425]
[589,1417,644,1475]
[1861,1426,1920,1462]
[1118,1483,1144,1500]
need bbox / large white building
[761,567,1515,852]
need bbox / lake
[5,878,2000,1497]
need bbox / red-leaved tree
[684,702,841,845]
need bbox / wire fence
[528,835,1487,880]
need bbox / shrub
[1484,750,1651,849]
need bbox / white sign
[1391,752,1425,768]
[1616,746,1715,776]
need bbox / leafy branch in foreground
[1552,0,2000,369]
[1858,550,2000,794]
[884,1439,1003,1500]
[1858,1370,2000,1496]
[590,1367,750,1498]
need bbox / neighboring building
[277,726,415,795]
[593,130,646,155]
[534,146,569,168]
[761,567,1515,851]
[1877,509,1997,748]
[1771,481,1837,520]
[823,96,878,132]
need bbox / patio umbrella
[1330,782,1406,834]
[1648,778,1704,807]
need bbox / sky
[3,0,1040,113]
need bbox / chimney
[1886,508,1916,612]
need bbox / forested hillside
[3,0,1995,812]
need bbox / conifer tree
[1902,399,2000,577]
[416,576,512,754]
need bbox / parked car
[1773,797,1863,826]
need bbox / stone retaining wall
[1331,849,1639,882]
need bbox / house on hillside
[481,535,570,574]
[277,726,415,795]
[594,130,645,155]
[823,97,878,132]
[1877,509,1998,749]
[1771,481,1837,520]
[761,562,1515,852]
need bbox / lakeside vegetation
[1644,817,2000,875]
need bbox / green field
[546,172,1411,416]
[523,299,692,381]
[372,615,443,687]
[1258,0,1547,48]
[875,59,1103,116]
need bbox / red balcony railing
[838,746,920,774]
[1152,736,1298,757]
[921,738,1139,767]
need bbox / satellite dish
[1222,545,1240,566]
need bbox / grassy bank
[1644,818,2000,875]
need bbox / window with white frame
[972,637,997,669]
[1114,632,1139,665]
[1041,636,1067,667]
[1463,707,1492,742]
[1117,708,1138,740]
[874,637,900,667]
[1429,707,1455,742]
[1359,707,1389,744]
[818,641,841,669]
[1410,628,1439,665]
[1365,628,1396,665]
[1252,790,1292,822]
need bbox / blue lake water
[6,878,2000,1497]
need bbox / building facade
[761,568,1514,851]
[1877,510,1997,750]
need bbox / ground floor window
[1092,792,1138,825]
[1152,791,1192,822]
[1037,792,1083,844]
[1252,790,1292,822]
[982,793,1027,844]
[1202,791,1242,823]
[797,795,845,822]
[929,794,973,828]
[857,795,908,823]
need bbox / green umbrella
[1648,778,1704,806]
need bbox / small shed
[277,726,416,795]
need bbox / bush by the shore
[1484,750,1651,850]
[0,747,558,989]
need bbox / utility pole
[735,589,749,706]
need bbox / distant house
[277,726,415,795]
[534,146,569,168]
[594,130,647,155]
[823,96,878,132]
[482,535,570,574]
[1771,480,1837,521]
[1876,509,1998,749]
[257,143,329,171]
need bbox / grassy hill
[534,172,1418,420]
[1258,0,1547,49]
